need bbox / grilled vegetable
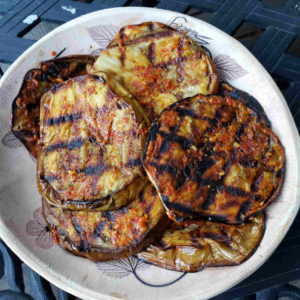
[91,22,219,120]
[137,213,264,272]
[43,184,168,261]
[143,84,285,224]
[38,73,149,210]
[11,55,95,157]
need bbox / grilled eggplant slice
[91,22,218,120]
[38,74,149,210]
[137,213,264,272]
[11,55,95,157]
[43,184,167,261]
[143,84,285,224]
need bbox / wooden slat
[246,2,300,35]
[251,27,295,72]
[0,0,21,16]
[0,34,34,63]
[41,0,127,23]
[274,53,300,82]
[211,0,258,34]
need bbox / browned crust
[218,83,286,220]
[47,214,170,261]
[11,55,95,157]
[42,187,170,261]
[142,83,285,224]
[93,21,219,121]
[37,74,149,211]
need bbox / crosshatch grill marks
[43,183,167,261]
[143,84,285,224]
[92,21,219,120]
[37,74,149,211]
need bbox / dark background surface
[0,0,300,299]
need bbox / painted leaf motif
[213,54,248,81]
[26,207,54,249]
[96,256,149,279]
[2,131,22,148]
[86,25,119,48]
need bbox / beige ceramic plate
[0,7,299,300]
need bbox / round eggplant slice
[38,73,149,210]
[43,184,168,261]
[91,22,219,120]
[137,213,265,272]
[11,55,95,157]
[143,84,285,224]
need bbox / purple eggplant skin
[11,55,95,157]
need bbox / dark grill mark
[226,186,248,197]
[239,157,258,168]
[45,113,82,126]
[26,102,40,112]
[147,42,156,64]
[45,141,68,152]
[45,138,85,152]
[194,157,215,182]
[68,139,85,150]
[237,201,251,222]
[235,124,246,141]
[151,187,157,196]
[46,64,61,77]
[149,23,155,31]
[149,161,177,176]
[145,204,153,215]
[94,221,106,236]
[125,158,142,167]
[44,175,56,182]
[154,55,189,70]
[148,123,160,141]
[20,129,35,137]
[163,197,199,217]
[158,130,192,150]
[72,219,83,234]
[102,211,116,222]
[201,116,218,127]
[251,172,263,192]
[175,107,196,118]
[201,182,223,210]
[78,164,107,176]
[74,63,87,76]
[176,38,184,80]
[120,49,126,66]
[159,140,171,154]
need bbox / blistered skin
[43,184,167,261]
[91,22,219,120]
[137,214,264,272]
[143,84,285,224]
[11,55,95,157]
[38,74,149,210]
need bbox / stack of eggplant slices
[11,22,285,272]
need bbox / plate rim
[0,6,299,300]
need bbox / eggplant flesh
[38,73,149,210]
[143,84,285,224]
[91,22,219,120]
[137,213,265,272]
[11,55,95,157]
[43,184,167,261]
